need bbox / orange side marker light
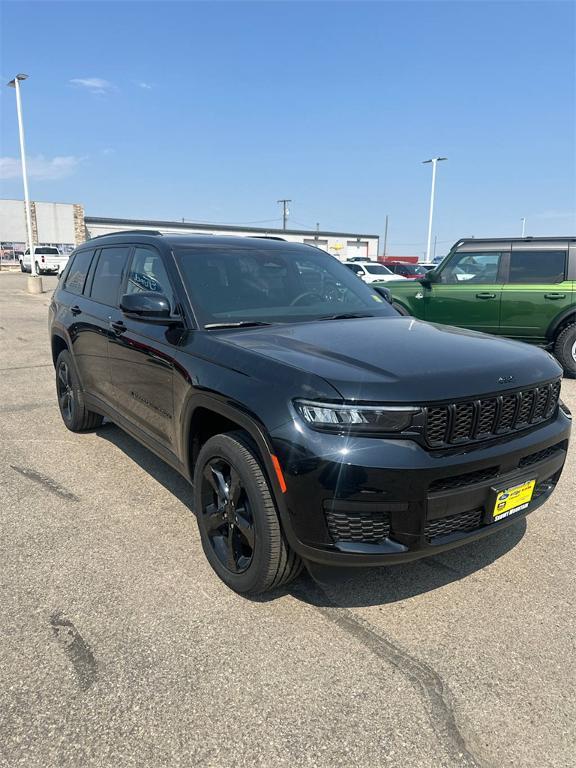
[271,455,287,493]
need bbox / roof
[455,236,576,245]
[85,231,333,249]
[84,215,378,240]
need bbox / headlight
[293,399,420,433]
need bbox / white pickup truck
[20,246,69,275]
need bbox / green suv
[387,237,576,375]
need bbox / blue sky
[1,0,574,255]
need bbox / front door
[499,246,574,342]
[108,245,178,451]
[423,250,506,333]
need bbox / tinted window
[364,264,392,275]
[90,247,130,306]
[345,263,363,275]
[441,252,502,284]
[174,245,396,326]
[35,247,60,254]
[509,250,567,284]
[64,249,95,295]
[125,247,175,311]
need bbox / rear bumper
[270,410,571,566]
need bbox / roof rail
[88,229,163,240]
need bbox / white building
[0,199,379,261]
[85,216,379,261]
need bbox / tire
[553,324,576,377]
[19,260,25,273]
[34,261,42,275]
[55,350,104,431]
[392,302,410,316]
[194,432,302,594]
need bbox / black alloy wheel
[201,458,255,574]
[55,349,103,432]
[194,433,302,594]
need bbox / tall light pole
[277,199,291,231]
[7,74,36,279]
[521,217,526,237]
[423,157,447,262]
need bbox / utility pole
[433,235,437,260]
[277,199,291,231]
[383,215,389,256]
[521,217,526,237]
[422,157,447,262]
[315,222,320,240]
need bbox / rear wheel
[56,350,103,431]
[553,324,576,377]
[392,302,410,316]
[34,261,42,275]
[194,433,302,594]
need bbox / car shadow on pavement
[95,421,527,609]
[290,520,527,608]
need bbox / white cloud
[70,77,116,95]
[137,81,153,90]
[0,155,83,181]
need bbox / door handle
[544,293,566,300]
[110,320,127,335]
[70,305,82,316]
[476,293,496,299]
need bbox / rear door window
[508,250,567,284]
[89,246,131,306]
[64,249,95,295]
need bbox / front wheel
[194,433,302,594]
[19,260,26,273]
[554,324,576,377]
[56,350,104,431]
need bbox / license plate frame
[488,478,537,523]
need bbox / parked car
[344,260,406,283]
[386,237,576,375]
[386,262,428,279]
[49,232,571,594]
[21,246,69,275]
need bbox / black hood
[215,316,562,402]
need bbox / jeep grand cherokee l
[49,232,571,594]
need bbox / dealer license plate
[493,479,536,522]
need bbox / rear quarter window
[64,249,96,295]
[508,250,567,284]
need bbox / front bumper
[270,409,571,566]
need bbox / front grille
[519,442,565,468]
[424,380,561,448]
[429,466,499,493]
[425,509,483,541]
[325,509,391,544]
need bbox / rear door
[81,245,132,406]
[499,243,574,342]
[423,249,507,333]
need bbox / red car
[386,262,427,279]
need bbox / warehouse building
[0,199,379,262]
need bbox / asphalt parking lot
[1,271,575,768]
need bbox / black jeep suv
[49,232,571,594]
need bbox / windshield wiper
[204,321,275,330]
[319,312,375,321]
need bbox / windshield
[174,244,396,327]
[364,264,392,275]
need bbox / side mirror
[120,291,172,322]
[420,269,439,287]
[373,285,393,304]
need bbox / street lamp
[7,73,38,286]
[521,217,526,237]
[423,157,447,262]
